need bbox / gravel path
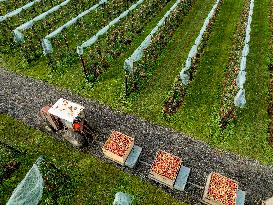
[0,67,273,204]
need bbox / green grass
[0,114,188,205]
[1,0,272,164]
[136,0,273,163]
[227,0,272,161]
[0,0,34,15]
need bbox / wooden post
[48,53,55,71]
[62,33,70,51]
[3,22,12,34]
[93,65,96,82]
[103,1,105,18]
[125,72,128,97]
[32,5,37,13]
[80,55,89,81]
[125,75,128,97]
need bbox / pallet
[149,166,190,191]
[149,173,175,189]
[262,197,273,205]
[102,141,134,165]
[150,171,176,188]
[202,190,245,205]
[103,145,142,168]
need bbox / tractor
[40,98,94,147]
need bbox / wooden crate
[150,170,177,188]
[203,172,239,205]
[102,131,134,165]
[150,150,182,188]
[263,197,273,205]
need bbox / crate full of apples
[150,150,182,188]
[102,131,134,165]
[203,172,239,205]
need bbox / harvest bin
[262,197,273,205]
[149,150,190,190]
[102,131,141,168]
[202,172,246,205]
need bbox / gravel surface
[0,67,273,204]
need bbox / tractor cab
[40,98,93,147]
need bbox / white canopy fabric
[48,98,85,123]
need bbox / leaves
[131,0,193,94]
[86,0,171,80]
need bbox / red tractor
[40,98,94,147]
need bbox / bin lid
[48,98,85,123]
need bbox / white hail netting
[6,156,44,205]
[123,0,181,73]
[234,0,254,108]
[76,0,144,56]
[0,0,41,22]
[13,0,71,43]
[113,192,133,205]
[179,0,221,85]
[42,0,108,55]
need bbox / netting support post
[62,34,70,51]
[47,53,55,71]
[4,22,12,31]
[125,72,129,97]
[102,2,105,18]
[80,55,89,81]
[32,5,37,13]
